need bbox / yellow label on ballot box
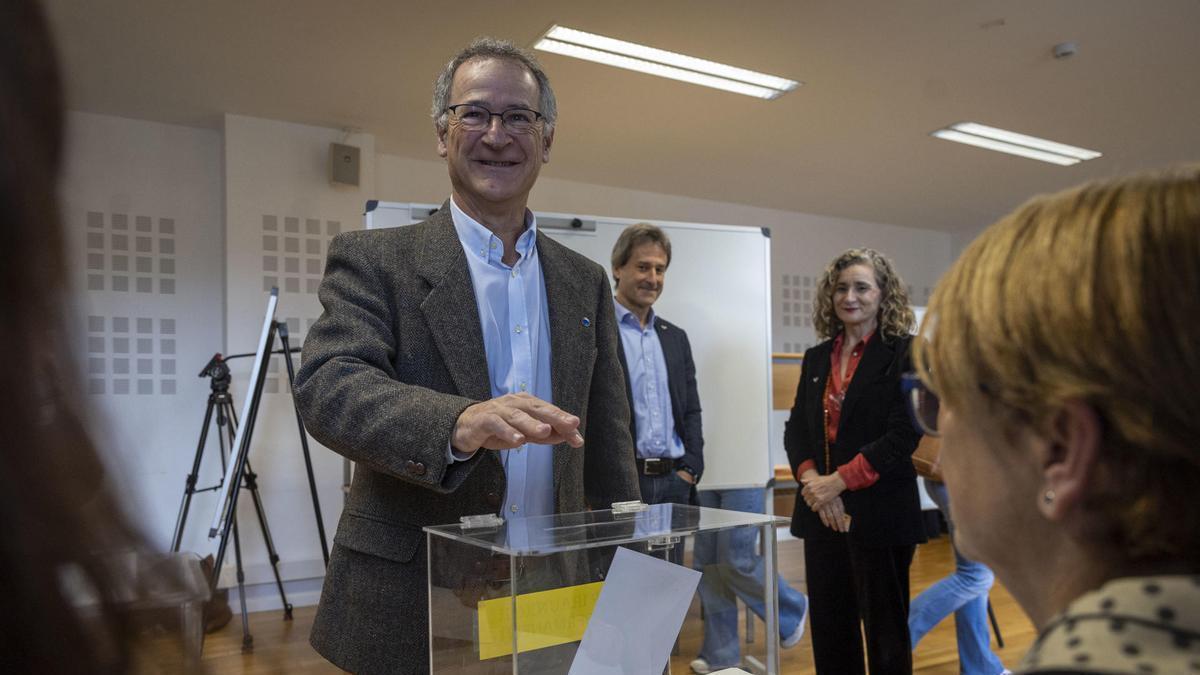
[476,581,604,660]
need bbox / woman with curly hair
[909,166,1200,674]
[785,248,924,674]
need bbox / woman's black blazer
[783,333,926,547]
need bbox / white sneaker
[781,594,809,649]
[690,657,712,674]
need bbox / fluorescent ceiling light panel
[932,123,1101,166]
[534,25,799,99]
[950,123,1102,161]
[536,40,779,99]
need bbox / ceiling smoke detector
[1053,42,1078,59]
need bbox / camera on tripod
[198,353,230,385]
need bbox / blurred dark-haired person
[909,166,1200,674]
[1,1,199,672]
[785,248,925,675]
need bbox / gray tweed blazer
[294,203,640,673]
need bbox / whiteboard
[364,201,774,490]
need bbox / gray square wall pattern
[85,211,178,395]
[776,273,931,354]
[86,210,177,295]
[260,214,339,393]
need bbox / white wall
[61,111,225,553]
[220,114,375,598]
[62,111,380,610]
[951,227,986,260]
[62,111,953,610]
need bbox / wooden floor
[202,536,1035,674]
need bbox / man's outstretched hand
[451,392,584,455]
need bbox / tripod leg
[206,399,237,571]
[242,461,294,620]
[278,328,330,566]
[230,519,254,652]
[216,398,235,472]
[211,438,248,595]
[226,399,238,431]
[172,396,217,551]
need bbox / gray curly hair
[431,37,557,135]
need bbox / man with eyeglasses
[295,37,640,673]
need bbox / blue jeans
[693,488,808,668]
[908,481,1005,675]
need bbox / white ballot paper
[568,546,701,674]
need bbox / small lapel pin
[812,376,820,382]
[581,317,591,327]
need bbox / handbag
[911,435,943,482]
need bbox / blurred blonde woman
[785,248,924,675]
[909,166,1200,674]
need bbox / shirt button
[519,382,527,391]
[510,504,519,513]
[511,269,518,278]
[514,325,522,334]
[490,241,497,249]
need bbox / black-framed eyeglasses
[901,372,940,437]
[446,104,544,133]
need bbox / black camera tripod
[170,323,329,651]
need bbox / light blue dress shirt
[450,197,555,519]
[613,299,684,460]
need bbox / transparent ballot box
[425,503,789,674]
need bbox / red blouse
[796,331,880,490]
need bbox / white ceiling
[42,0,1200,233]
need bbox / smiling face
[833,263,882,333]
[437,57,553,220]
[614,242,669,316]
